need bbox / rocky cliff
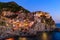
[0,2,56,39]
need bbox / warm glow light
[13,22,16,24]
[2,11,6,16]
[23,21,29,27]
[42,32,48,40]
[29,22,34,27]
[6,23,9,26]
[5,38,14,40]
[19,37,27,40]
[35,13,43,17]
[19,24,22,27]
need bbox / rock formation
[0,2,56,39]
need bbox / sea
[3,23,60,40]
[56,23,60,28]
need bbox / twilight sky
[0,0,60,23]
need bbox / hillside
[0,1,30,13]
[0,2,56,39]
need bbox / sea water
[56,23,60,28]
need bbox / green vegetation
[0,21,6,26]
[0,2,30,13]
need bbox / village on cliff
[0,2,56,38]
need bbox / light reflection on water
[5,38,14,40]
[42,32,48,40]
[5,32,60,40]
[19,37,27,40]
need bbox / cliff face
[32,11,56,31]
[0,2,56,38]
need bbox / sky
[0,0,60,23]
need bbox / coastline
[0,27,60,40]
